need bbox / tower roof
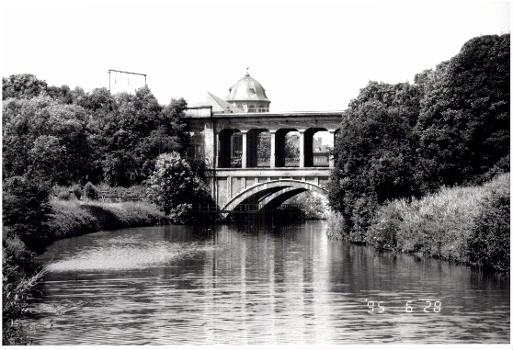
[226,71,270,103]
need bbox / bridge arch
[221,179,328,215]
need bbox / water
[28,221,509,344]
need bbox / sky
[2,0,510,112]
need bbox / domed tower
[226,70,270,113]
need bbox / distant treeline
[3,77,196,187]
[327,34,510,271]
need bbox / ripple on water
[46,241,219,272]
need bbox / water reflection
[28,222,509,344]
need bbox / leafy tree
[415,34,510,188]
[2,74,48,100]
[3,96,92,185]
[328,81,422,237]
[27,135,67,180]
[146,152,214,223]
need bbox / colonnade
[216,128,337,169]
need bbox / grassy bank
[48,200,169,241]
[327,173,510,272]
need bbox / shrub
[366,200,402,250]
[326,212,348,240]
[83,182,99,200]
[3,176,51,251]
[146,152,216,223]
[71,184,82,200]
[57,190,70,200]
[284,192,330,219]
[367,174,510,270]
[2,235,42,345]
[467,189,510,272]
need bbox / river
[28,221,509,344]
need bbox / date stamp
[364,298,442,314]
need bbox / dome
[226,72,270,103]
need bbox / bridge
[184,108,342,218]
[183,72,342,218]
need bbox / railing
[312,152,329,166]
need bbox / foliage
[2,234,42,345]
[467,185,510,272]
[49,199,167,240]
[328,81,422,235]
[2,77,190,187]
[415,34,510,189]
[284,191,330,219]
[146,152,215,223]
[284,133,300,162]
[325,212,348,240]
[3,96,92,185]
[366,173,509,270]
[83,182,99,200]
[2,74,48,100]
[71,184,82,200]
[3,176,52,251]
[57,190,71,200]
[328,34,510,243]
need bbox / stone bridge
[185,108,342,217]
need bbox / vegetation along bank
[327,34,509,273]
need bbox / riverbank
[3,199,169,345]
[327,173,510,273]
[48,200,169,242]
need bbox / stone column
[241,130,248,168]
[215,132,220,168]
[299,129,305,168]
[328,129,337,168]
[270,130,276,168]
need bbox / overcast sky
[2,0,510,111]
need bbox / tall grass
[49,200,169,241]
[366,173,509,271]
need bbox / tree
[2,96,92,185]
[415,34,510,188]
[146,152,215,223]
[328,81,422,238]
[27,135,67,181]
[2,74,48,100]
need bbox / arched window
[284,130,300,167]
[311,130,330,167]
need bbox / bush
[57,190,70,200]
[3,176,51,251]
[48,200,168,239]
[366,174,510,269]
[326,212,348,240]
[146,152,216,223]
[2,235,42,345]
[71,184,82,200]
[467,189,510,272]
[283,192,330,219]
[83,182,99,200]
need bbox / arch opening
[222,179,328,219]
[247,129,270,168]
[218,129,242,168]
[275,129,299,167]
[305,128,331,167]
